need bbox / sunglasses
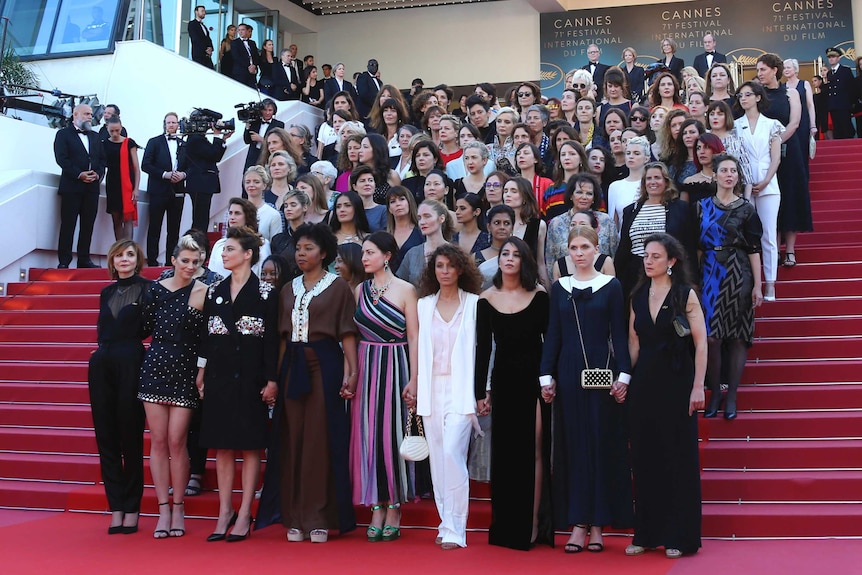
[573,83,587,89]
[517,92,533,98]
[631,116,647,122]
[485,182,502,189]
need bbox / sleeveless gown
[350,281,414,505]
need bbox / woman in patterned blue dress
[697,155,763,420]
[350,232,418,542]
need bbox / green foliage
[1,47,38,94]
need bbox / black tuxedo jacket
[142,134,188,196]
[582,62,609,100]
[693,51,727,77]
[324,78,357,107]
[53,126,106,196]
[243,119,285,168]
[827,65,855,110]
[188,19,213,67]
[272,62,301,101]
[665,56,685,84]
[231,38,260,86]
[185,134,226,196]
[356,71,382,118]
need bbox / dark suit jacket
[185,134,226,196]
[323,78,357,107]
[355,71,382,119]
[231,38,260,86]
[272,62,301,101]
[827,64,855,110]
[583,62,609,100]
[664,56,685,84]
[142,134,188,196]
[188,19,213,67]
[53,126,106,196]
[623,65,646,101]
[692,51,727,78]
[243,119,285,168]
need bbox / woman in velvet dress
[88,240,149,534]
[540,225,633,554]
[475,237,553,550]
[197,226,279,542]
[257,223,359,543]
[626,233,706,558]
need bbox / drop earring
[384,259,390,273]
[667,266,673,276]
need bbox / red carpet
[2,139,862,538]
[2,510,861,575]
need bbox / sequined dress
[137,282,204,408]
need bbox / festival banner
[539,0,856,97]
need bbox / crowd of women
[88,48,813,557]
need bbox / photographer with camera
[184,110,234,230]
[242,99,284,170]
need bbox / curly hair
[418,244,483,297]
[292,222,339,268]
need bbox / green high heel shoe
[367,504,384,542]
[382,503,401,541]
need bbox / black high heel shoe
[207,511,238,542]
[704,391,725,418]
[226,516,254,542]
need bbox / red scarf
[119,138,137,224]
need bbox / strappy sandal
[184,475,203,497]
[564,524,588,554]
[367,504,384,542]
[153,502,170,539]
[587,525,604,552]
[382,503,401,541]
[169,501,185,538]
[783,252,797,267]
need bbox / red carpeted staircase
[1,138,861,537]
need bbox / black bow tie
[568,287,593,302]
[261,121,270,125]
[76,128,88,134]
[167,135,178,140]
[706,52,715,56]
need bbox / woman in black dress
[475,237,552,550]
[540,225,632,554]
[138,235,208,539]
[627,233,706,558]
[301,66,324,108]
[197,226,279,542]
[88,240,150,534]
[103,117,140,241]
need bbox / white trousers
[751,193,780,282]
[424,375,473,547]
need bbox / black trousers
[831,109,854,139]
[191,192,214,232]
[88,343,146,513]
[147,193,185,265]
[58,191,99,266]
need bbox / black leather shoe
[58,264,69,269]
[704,393,724,418]
[108,525,124,535]
[207,511,238,542]
[724,408,737,420]
[226,516,253,542]
[77,260,100,268]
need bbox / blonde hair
[268,150,297,182]
[244,164,272,187]
[567,224,599,247]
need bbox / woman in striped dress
[350,231,419,542]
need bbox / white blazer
[734,114,784,197]
[416,290,478,417]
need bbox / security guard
[825,47,856,139]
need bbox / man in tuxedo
[825,46,856,139]
[53,104,106,269]
[188,5,214,69]
[97,104,126,141]
[355,58,383,119]
[141,113,188,266]
[272,49,301,101]
[243,98,284,170]
[185,115,232,231]
[582,44,609,101]
[288,44,303,79]
[692,33,727,77]
[231,23,259,88]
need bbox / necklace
[369,277,392,305]
[649,283,670,298]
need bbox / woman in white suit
[403,244,483,550]
[734,81,782,301]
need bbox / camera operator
[185,116,233,231]
[243,98,284,171]
[141,112,188,266]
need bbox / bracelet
[197,357,207,368]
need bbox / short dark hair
[634,232,693,316]
[106,104,120,116]
[492,236,540,290]
[564,172,602,209]
[226,225,264,266]
[465,94,489,111]
[433,84,454,100]
[487,204,515,227]
[350,164,376,189]
[757,53,785,80]
[476,82,497,99]
[292,222,339,268]
[706,100,735,131]
[261,98,278,113]
[418,244,483,297]
[228,197,259,234]
[735,81,771,114]
[363,231,399,267]
[330,191,370,235]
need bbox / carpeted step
[0,404,93,428]
[0,452,101,483]
[0,344,96,362]
[755,297,862,318]
[702,502,862,538]
[6,281,113,296]
[772,261,862,281]
[734,384,862,411]
[797,230,860,246]
[26,268,166,282]
[0,479,84,511]
[703,411,862,439]
[755,316,862,338]
[0,295,100,311]
[0,326,97,343]
[701,439,862,470]
[0,310,98,326]
[774,279,862,299]
[0,427,98,454]
[750,337,862,361]
[741,360,861,385]
[702,470,862,503]
[0,382,90,403]
[0,361,89,383]
[793,245,862,262]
